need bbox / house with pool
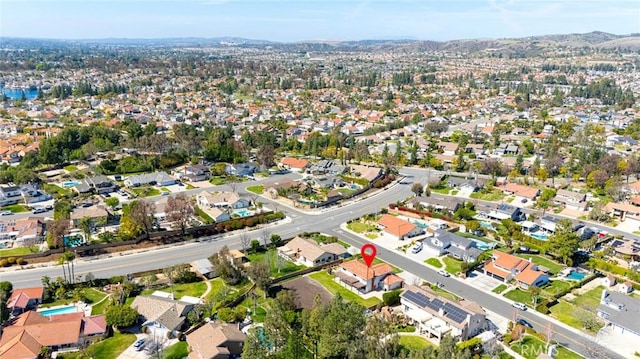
[424,230,485,263]
[130,292,198,336]
[483,251,549,289]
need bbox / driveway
[464,270,503,293]
[117,334,179,359]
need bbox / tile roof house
[401,285,488,341]
[130,294,195,335]
[597,289,640,339]
[377,214,424,240]
[7,287,44,315]
[483,251,549,289]
[0,311,106,358]
[69,205,110,228]
[502,183,540,201]
[278,236,347,267]
[336,259,403,293]
[125,171,177,188]
[186,321,246,359]
[0,217,46,246]
[281,157,310,172]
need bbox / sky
[1,0,639,42]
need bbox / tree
[140,273,158,289]
[546,219,580,265]
[128,200,156,240]
[256,144,276,169]
[78,217,93,243]
[239,233,249,252]
[105,197,120,210]
[247,262,271,291]
[165,193,194,235]
[411,183,424,197]
[105,304,138,329]
[47,218,69,249]
[227,176,240,193]
[530,285,541,307]
[0,281,13,323]
[269,234,282,248]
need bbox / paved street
[0,167,628,359]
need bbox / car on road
[133,338,146,351]
[0,211,11,216]
[517,318,534,328]
[411,242,423,254]
[512,302,527,311]
[161,191,170,196]
[32,207,46,214]
[437,269,450,277]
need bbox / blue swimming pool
[567,270,586,281]
[62,181,80,187]
[470,238,490,250]
[530,232,548,241]
[39,305,79,316]
[480,221,492,228]
[412,220,428,229]
[233,209,254,217]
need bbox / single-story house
[75,175,117,194]
[7,287,44,315]
[281,157,310,172]
[597,289,640,339]
[130,294,195,336]
[502,183,540,202]
[278,236,347,267]
[125,171,177,187]
[483,251,548,289]
[186,321,246,359]
[0,217,46,245]
[225,163,258,177]
[197,191,240,209]
[181,165,211,182]
[377,214,424,240]
[191,258,217,279]
[410,196,463,213]
[552,189,587,211]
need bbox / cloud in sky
[1,0,638,41]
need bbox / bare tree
[227,176,240,193]
[165,193,195,235]
[261,227,270,247]
[256,144,276,169]
[48,218,69,249]
[129,200,157,240]
[239,232,249,252]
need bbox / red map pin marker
[361,243,377,268]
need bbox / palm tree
[58,256,68,283]
[62,251,76,284]
[78,217,93,243]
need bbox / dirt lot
[281,276,333,309]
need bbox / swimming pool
[412,220,428,229]
[469,238,490,250]
[567,270,586,281]
[480,221,492,228]
[39,305,79,316]
[530,232,548,241]
[233,209,254,217]
[62,181,80,187]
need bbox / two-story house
[597,289,640,340]
[181,165,211,182]
[437,141,459,156]
[278,236,347,267]
[424,230,484,263]
[336,259,404,293]
[7,287,44,315]
[483,251,548,289]
[0,185,23,206]
[130,293,196,336]
[401,285,488,341]
[552,189,587,211]
[76,175,117,194]
[485,204,526,222]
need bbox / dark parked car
[517,318,534,328]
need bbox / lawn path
[199,279,212,302]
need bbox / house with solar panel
[400,285,488,341]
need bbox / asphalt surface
[0,168,626,359]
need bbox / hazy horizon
[2,0,639,42]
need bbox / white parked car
[411,242,423,254]
[437,269,450,277]
[512,302,527,311]
[0,211,11,216]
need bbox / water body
[1,88,39,100]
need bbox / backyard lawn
[247,185,264,194]
[398,335,436,352]
[163,341,189,359]
[41,288,108,308]
[347,221,378,233]
[548,286,605,333]
[0,245,39,257]
[131,186,160,197]
[309,271,381,308]
[510,335,582,359]
[85,332,136,359]
[1,204,30,213]
[442,257,463,274]
[430,186,452,194]
[424,258,443,268]
[43,184,71,197]
[516,255,564,275]
[143,281,208,300]
[503,288,533,305]
[542,280,572,296]
[246,249,305,277]
[205,278,241,305]
[64,165,78,172]
[470,190,506,201]
[573,286,604,308]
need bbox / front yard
[86,332,136,359]
[470,190,506,201]
[246,248,305,277]
[131,186,160,197]
[442,257,463,275]
[510,335,582,359]
[1,204,30,213]
[308,271,381,308]
[424,258,443,268]
[347,221,379,234]
[503,288,533,305]
[247,185,264,194]
[548,286,605,333]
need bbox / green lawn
[163,341,189,359]
[142,281,208,300]
[573,286,604,308]
[442,257,463,274]
[548,286,606,334]
[239,296,268,323]
[470,190,506,201]
[492,284,508,294]
[204,278,242,306]
[429,285,460,300]
[430,186,452,194]
[86,332,136,359]
[398,335,436,352]
[1,204,30,213]
[503,288,533,305]
[309,271,381,308]
[209,177,227,185]
[0,245,39,257]
[91,294,112,315]
[425,258,443,268]
[64,165,79,172]
[549,301,586,330]
[247,185,264,194]
[131,186,161,197]
[43,183,71,197]
[516,255,564,275]
[542,280,572,296]
[41,288,108,308]
[347,221,378,233]
[186,184,196,190]
[510,335,582,359]
[247,249,305,277]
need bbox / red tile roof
[340,260,394,280]
[377,214,417,238]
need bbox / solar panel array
[404,290,470,324]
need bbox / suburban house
[349,164,383,183]
[225,163,258,177]
[208,207,231,223]
[0,185,24,207]
[181,165,211,182]
[197,191,241,209]
[401,285,488,341]
[125,171,176,187]
[447,177,484,192]
[552,189,587,211]
[75,175,117,194]
[227,249,250,268]
[0,217,46,246]
[494,143,519,156]
[22,187,52,205]
[424,230,485,263]
[483,251,549,289]
[484,204,526,222]
[69,205,110,228]
[409,196,463,213]
[597,289,640,339]
[278,236,347,267]
[609,237,640,261]
[281,157,310,172]
[190,258,217,279]
[336,259,403,293]
[7,287,44,315]
[0,311,107,358]
[377,214,424,240]
[502,183,540,202]
[130,294,197,335]
[186,321,246,359]
[437,141,459,156]
[308,160,346,175]
[604,202,640,222]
